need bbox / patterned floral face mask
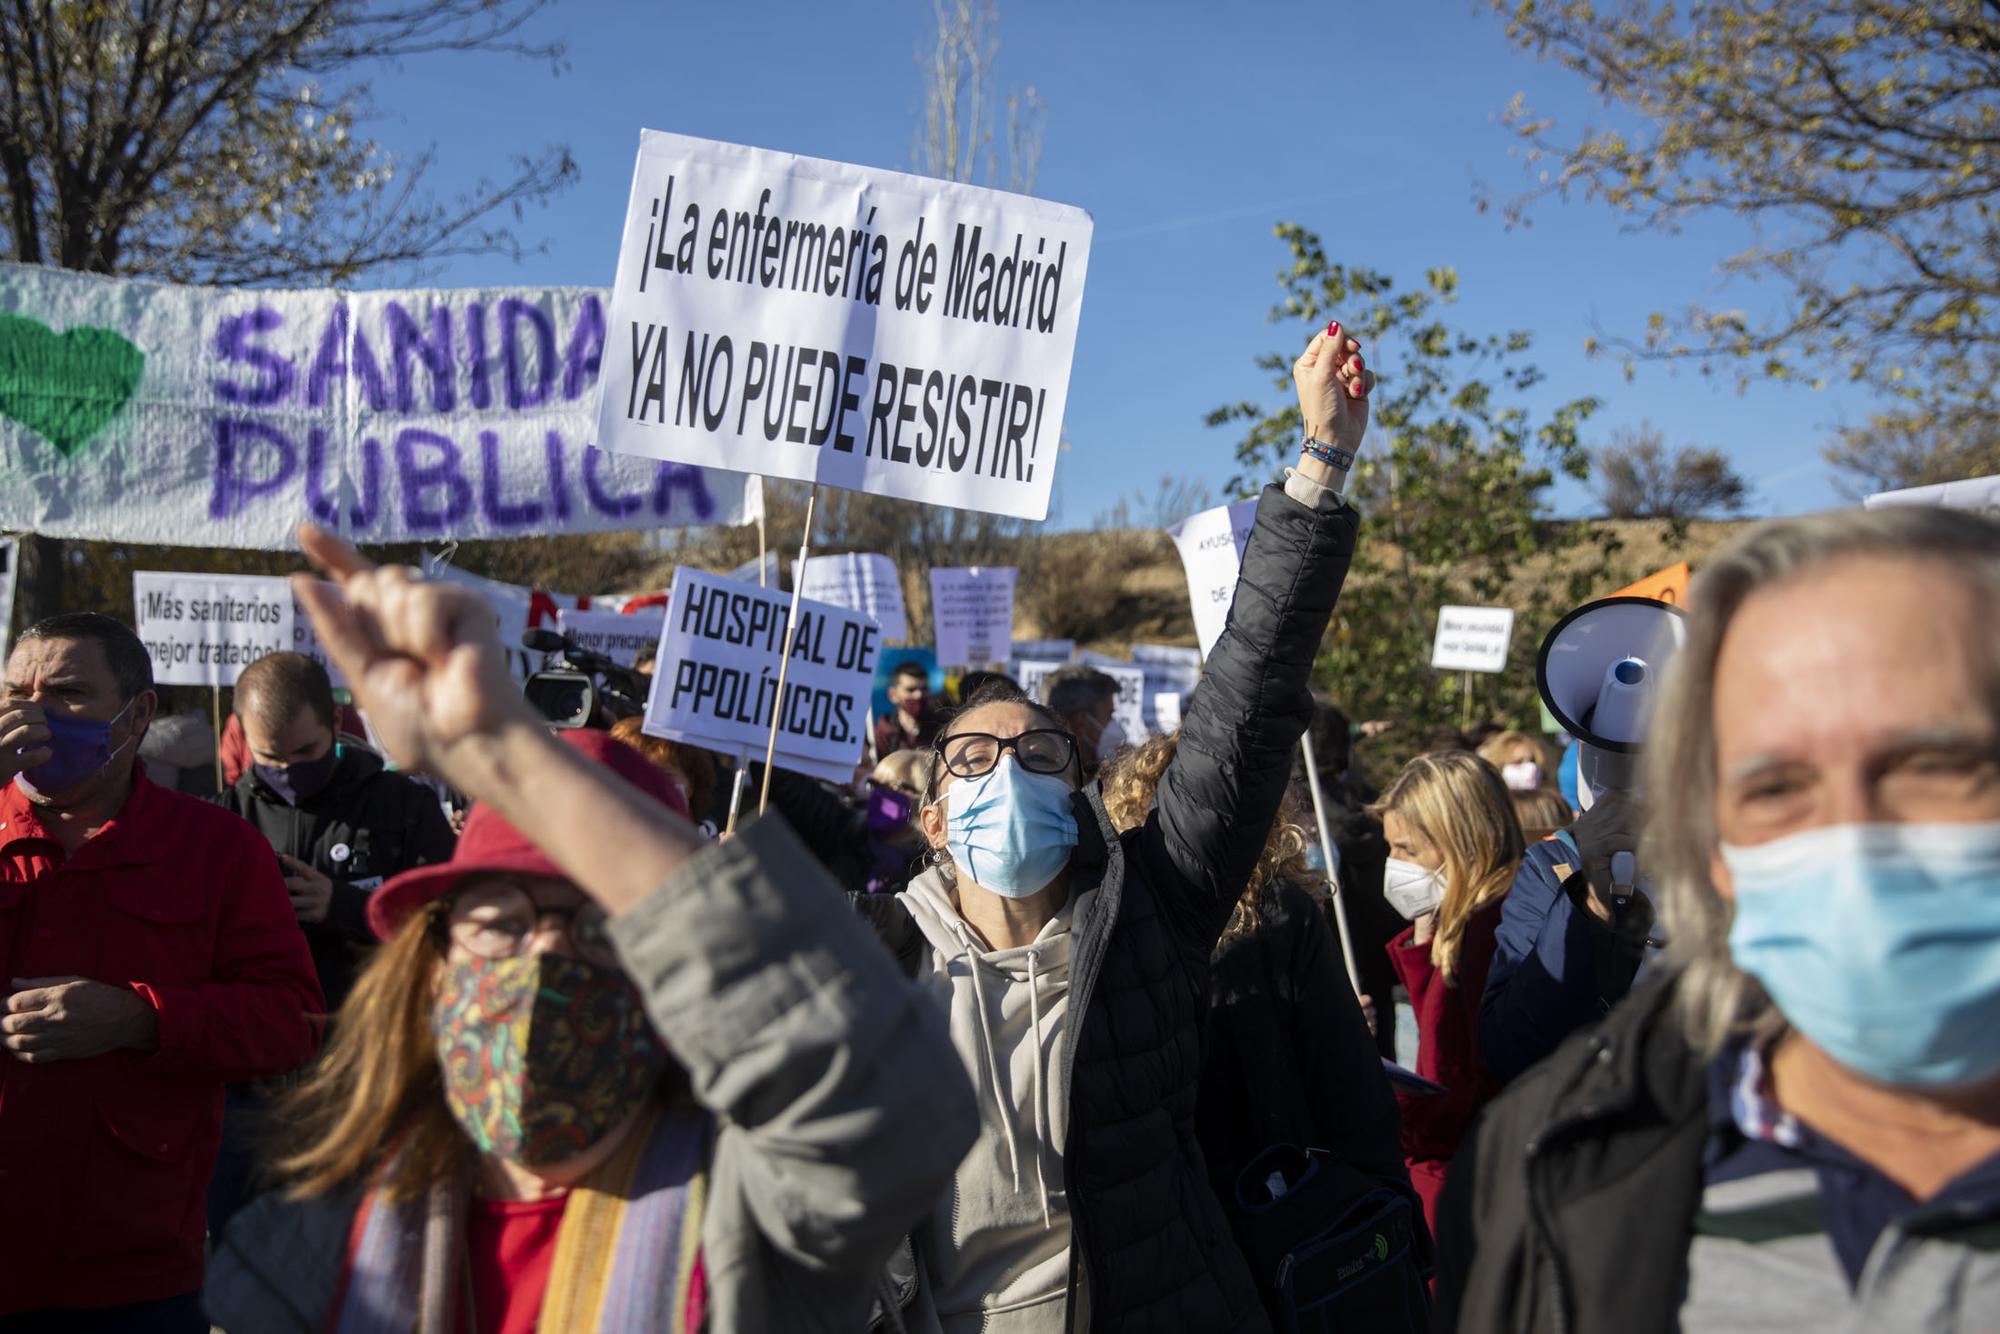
[431,952,669,1167]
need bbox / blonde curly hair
[1098,731,1329,939]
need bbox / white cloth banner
[643,566,879,782]
[0,261,756,547]
[795,552,907,641]
[133,571,347,687]
[557,606,666,669]
[929,567,1016,666]
[1166,498,1258,659]
[1430,605,1516,673]
[597,130,1093,520]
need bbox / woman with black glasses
[869,321,1375,1334]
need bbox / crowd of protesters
[1,315,1996,1334]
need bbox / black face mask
[254,744,341,805]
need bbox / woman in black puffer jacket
[860,322,1375,1333]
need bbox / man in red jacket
[0,613,323,1332]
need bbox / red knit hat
[366,728,692,941]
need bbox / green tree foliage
[1482,0,2000,493]
[1208,223,1619,736]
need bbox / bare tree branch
[0,0,575,284]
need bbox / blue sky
[363,0,1873,527]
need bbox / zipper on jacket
[1520,1035,1622,1334]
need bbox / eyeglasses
[444,882,620,969]
[936,729,1077,780]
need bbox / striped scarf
[330,1104,710,1333]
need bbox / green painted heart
[0,314,145,458]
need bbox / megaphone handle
[1610,850,1637,912]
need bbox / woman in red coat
[1373,751,1526,1234]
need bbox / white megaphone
[1536,596,1688,810]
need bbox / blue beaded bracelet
[1301,435,1355,472]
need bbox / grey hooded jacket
[202,815,980,1333]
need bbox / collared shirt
[0,766,322,1313]
[1678,1039,2000,1331]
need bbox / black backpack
[1214,948,1433,1333]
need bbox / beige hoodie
[901,866,1091,1334]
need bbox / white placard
[557,606,667,669]
[930,566,1017,666]
[794,551,907,641]
[1015,655,1145,740]
[727,550,779,586]
[0,261,756,547]
[1864,473,2000,513]
[423,561,619,683]
[134,572,295,687]
[133,570,353,687]
[1153,691,1184,735]
[1166,497,1258,659]
[596,130,1094,520]
[643,566,879,783]
[1430,605,1517,673]
[1127,643,1201,730]
[1010,659,1066,710]
[1010,638,1074,662]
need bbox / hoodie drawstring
[1026,947,1052,1228]
[963,955,1025,1192]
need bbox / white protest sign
[134,573,295,687]
[133,570,353,687]
[728,550,779,586]
[930,567,1016,666]
[1154,692,1184,735]
[795,552,907,641]
[1129,643,1201,730]
[422,561,614,683]
[0,262,757,547]
[643,566,879,783]
[0,537,16,667]
[1075,652,1153,740]
[1097,663,1147,740]
[1010,638,1074,662]
[557,606,667,669]
[1864,473,2000,513]
[597,130,1093,520]
[1166,498,1258,659]
[1010,659,1067,710]
[1430,605,1516,673]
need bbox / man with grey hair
[1043,664,1124,777]
[1435,505,2000,1333]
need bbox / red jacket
[1386,898,1505,1237]
[0,766,323,1312]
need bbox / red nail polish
[1327,320,1341,338]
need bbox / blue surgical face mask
[1723,821,2000,1089]
[943,755,1079,898]
[16,699,137,798]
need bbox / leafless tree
[0,0,577,623]
[916,0,1044,193]
[1595,425,1750,520]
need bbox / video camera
[521,627,648,730]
